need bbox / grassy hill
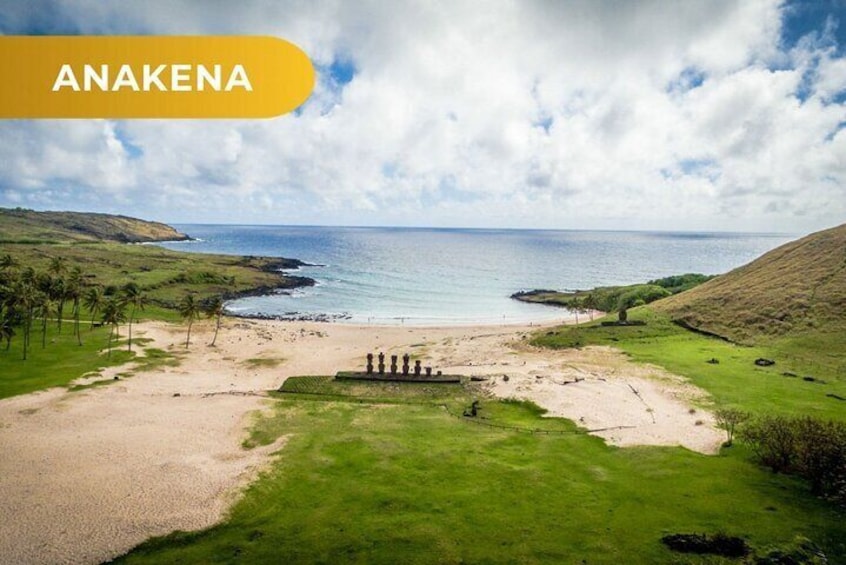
[0,207,190,243]
[653,223,846,348]
[0,208,312,321]
[533,223,846,415]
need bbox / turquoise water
[159,225,795,325]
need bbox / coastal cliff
[0,207,192,244]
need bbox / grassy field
[1,216,310,399]
[2,241,307,310]
[0,313,187,399]
[113,379,845,564]
[532,308,846,420]
[0,321,134,399]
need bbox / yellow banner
[0,36,314,118]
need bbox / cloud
[0,0,844,232]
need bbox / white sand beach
[0,318,722,564]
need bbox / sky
[0,0,845,233]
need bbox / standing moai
[414,360,422,376]
[402,354,410,375]
[366,353,374,375]
[378,352,385,374]
[390,354,398,375]
[425,366,432,377]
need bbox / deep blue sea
[158,225,796,325]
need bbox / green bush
[616,285,671,310]
[741,415,846,504]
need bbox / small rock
[754,358,775,367]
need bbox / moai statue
[366,353,374,375]
[414,360,422,376]
[378,352,385,374]
[425,366,432,377]
[390,354,398,375]
[402,354,410,375]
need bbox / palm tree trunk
[107,325,114,357]
[22,309,31,360]
[127,306,135,352]
[42,316,47,348]
[185,320,193,348]
[74,301,82,346]
[56,301,64,333]
[211,313,221,346]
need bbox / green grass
[533,308,846,420]
[243,357,285,369]
[0,207,187,243]
[2,241,304,312]
[133,347,182,372]
[276,375,473,406]
[0,323,133,399]
[114,392,846,564]
[0,323,181,399]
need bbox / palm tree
[179,294,201,348]
[0,254,17,270]
[582,293,598,321]
[204,296,225,346]
[83,286,105,330]
[66,267,84,346]
[569,296,584,325]
[20,266,36,285]
[48,256,67,277]
[0,313,14,352]
[38,295,53,348]
[0,282,20,352]
[122,282,148,352]
[50,275,67,333]
[101,297,127,358]
[13,279,36,360]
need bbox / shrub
[714,408,750,447]
[742,416,797,473]
[741,415,846,505]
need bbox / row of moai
[366,352,435,377]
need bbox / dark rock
[706,358,720,364]
[755,358,776,367]
[661,533,749,558]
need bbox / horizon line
[167,221,799,237]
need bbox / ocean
[158,225,796,325]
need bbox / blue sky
[0,0,844,233]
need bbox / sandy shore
[0,317,722,564]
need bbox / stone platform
[335,371,462,384]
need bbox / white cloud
[0,0,844,232]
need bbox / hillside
[0,207,190,243]
[653,223,846,345]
